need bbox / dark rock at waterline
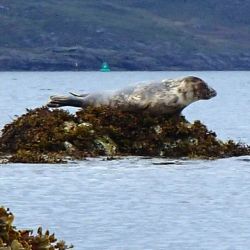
[0,107,249,163]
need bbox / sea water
[1,71,250,249]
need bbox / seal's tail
[47,95,85,108]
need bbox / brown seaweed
[0,207,73,250]
[0,106,249,163]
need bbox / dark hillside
[0,0,250,70]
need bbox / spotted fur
[47,76,216,115]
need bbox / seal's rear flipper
[47,95,84,108]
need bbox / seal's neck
[175,80,199,107]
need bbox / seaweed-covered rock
[0,106,249,163]
[0,207,73,250]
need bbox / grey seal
[47,76,216,115]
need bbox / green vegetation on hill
[0,0,250,70]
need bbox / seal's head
[177,76,217,107]
[184,76,216,100]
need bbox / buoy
[100,62,110,72]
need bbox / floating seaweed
[0,207,73,250]
[0,106,249,163]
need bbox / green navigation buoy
[100,62,110,72]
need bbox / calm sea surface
[1,71,250,249]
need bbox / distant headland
[0,1,250,71]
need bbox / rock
[0,106,249,163]
[78,122,93,128]
[63,121,77,132]
[64,141,77,154]
[94,136,117,156]
[154,125,162,135]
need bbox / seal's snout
[209,87,217,98]
[201,85,217,100]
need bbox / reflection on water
[1,72,250,249]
